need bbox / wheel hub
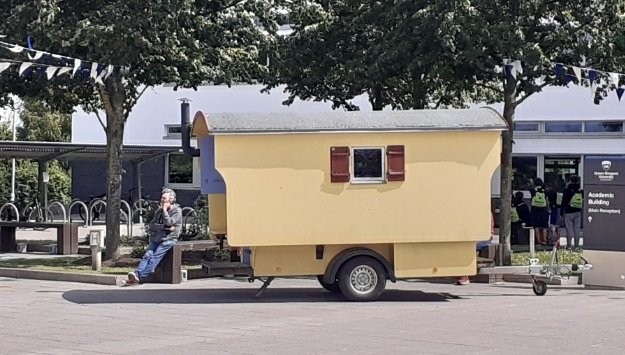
[350,265,378,294]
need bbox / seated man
[124,188,182,286]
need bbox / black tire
[533,280,548,296]
[337,256,387,301]
[317,275,341,293]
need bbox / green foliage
[511,250,585,267]
[0,0,285,259]
[18,100,72,142]
[184,194,210,241]
[270,1,625,112]
[0,100,71,203]
[130,245,147,259]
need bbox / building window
[351,147,385,183]
[584,121,624,133]
[512,156,537,191]
[330,145,404,183]
[544,121,582,133]
[167,154,193,184]
[164,124,182,139]
[514,122,540,132]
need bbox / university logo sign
[595,160,619,182]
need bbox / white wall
[486,85,625,122]
[71,84,373,145]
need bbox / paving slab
[1,276,624,354]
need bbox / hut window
[351,147,385,183]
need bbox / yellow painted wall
[251,243,476,278]
[207,193,227,235]
[252,244,392,277]
[215,131,500,247]
[393,242,476,278]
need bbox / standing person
[561,176,583,249]
[530,178,550,245]
[457,214,494,286]
[511,191,531,245]
[125,188,182,285]
[546,185,564,246]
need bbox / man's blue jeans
[135,240,176,281]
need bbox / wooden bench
[152,240,219,284]
[0,222,80,255]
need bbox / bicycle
[79,193,107,223]
[24,197,53,224]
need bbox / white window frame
[164,153,200,189]
[350,146,386,184]
[163,124,182,140]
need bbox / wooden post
[91,245,102,271]
[89,230,103,271]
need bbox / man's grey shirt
[148,205,183,243]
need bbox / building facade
[71,83,625,207]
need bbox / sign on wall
[583,156,625,251]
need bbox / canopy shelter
[0,141,180,208]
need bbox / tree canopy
[269,0,625,258]
[0,100,71,204]
[0,0,284,259]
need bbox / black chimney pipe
[180,98,200,157]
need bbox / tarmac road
[1,276,624,354]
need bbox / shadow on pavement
[62,287,461,304]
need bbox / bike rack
[68,200,89,226]
[47,200,68,223]
[0,203,20,221]
[89,199,107,226]
[120,200,133,237]
[182,208,199,237]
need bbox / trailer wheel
[316,275,340,293]
[533,280,547,296]
[338,256,387,301]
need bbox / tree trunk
[499,77,517,266]
[101,74,126,261]
[369,85,385,111]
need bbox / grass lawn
[511,249,586,266]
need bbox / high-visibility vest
[556,192,563,206]
[511,206,520,223]
[532,191,547,208]
[570,192,583,209]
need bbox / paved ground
[1,277,624,355]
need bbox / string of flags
[504,59,625,102]
[0,39,125,85]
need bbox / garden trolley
[184,105,507,301]
[478,227,593,296]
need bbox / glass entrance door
[544,156,581,191]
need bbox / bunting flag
[0,39,126,86]
[0,62,10,74]
[572,66,582,82]
[505,58,625,103]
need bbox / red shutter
[386,145,405,181]
[330,146,350,182]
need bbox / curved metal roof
[192,107,507,136]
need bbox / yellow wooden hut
[189,108,505,301]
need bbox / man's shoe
[121,279,139,287]
[127,271,140,283]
